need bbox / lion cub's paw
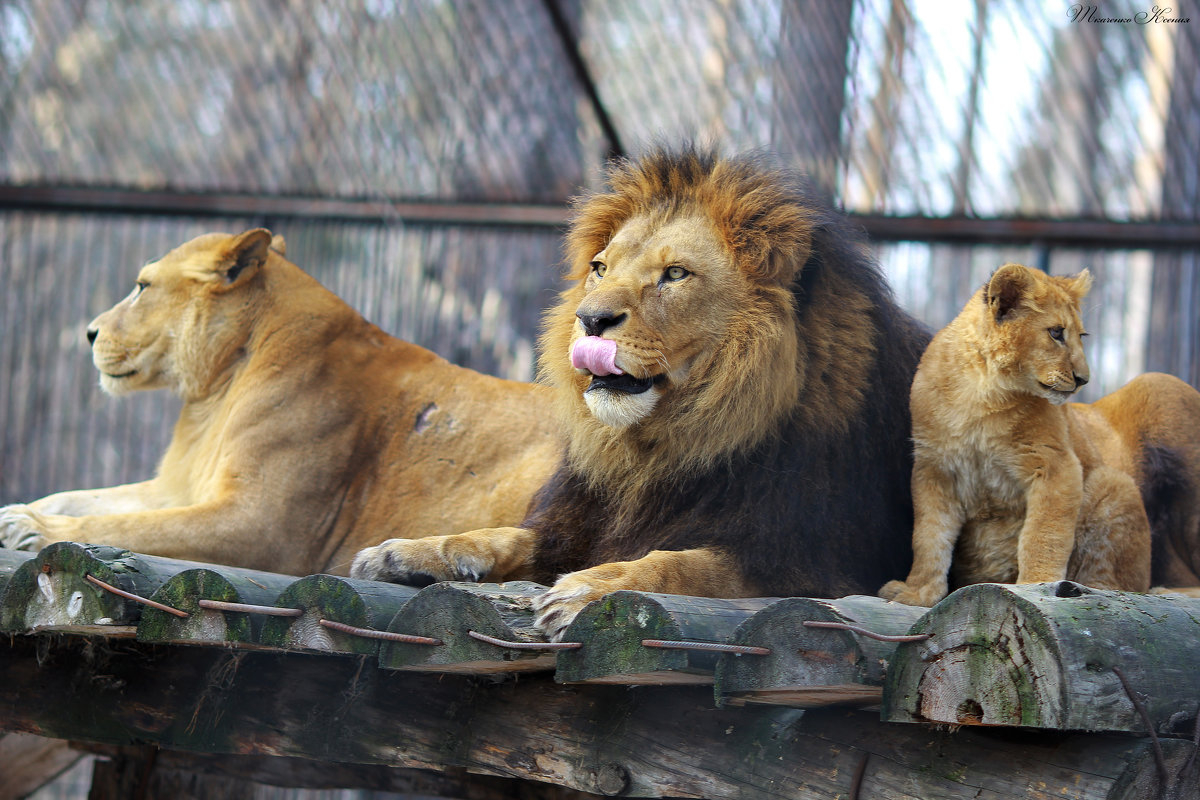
[532,573,614,642]
[0,505,50,551]
[878,579,944,607]
[350,537,491,586]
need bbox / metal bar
[7,184,1200,249]
[641,639,771,656]
[802,620,932,643]
[197,598,303,617]
[467,630,582,650]
[0,186,571,228]
[318,618,442,646]
[84,574,189,619]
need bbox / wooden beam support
[556,592,775,685]
[1,630,1195,799]
[381,580,555,674]
[259,574,418,656]
[884,581,1200,734]
[714,594,927,708]
[138,566,300,648]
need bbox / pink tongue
[571,336,623,376]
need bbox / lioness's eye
[663,265,689,282]
[591,261,607,278]
[1049,326,1065,342]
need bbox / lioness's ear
[1068,268,1093,301]
[218,229,272,288]
[269,234,286,257]
[985,263,1034,323]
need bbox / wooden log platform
[379,580,555,674]
[1,628,1195,800]
[714,594,928,708]
[884,581,1200,734]
[136,566,300,647]
[259,573,419,655]
[0,542,217,634]
[555,591,776,685]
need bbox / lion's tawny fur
[881,263,1200,606]
[0,230,559,575]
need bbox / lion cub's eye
[590,261,607,279]
[1049,326,1065,342]
[663,265,689,282]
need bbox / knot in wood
[593,762,631,796]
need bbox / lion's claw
[0,504,49,551]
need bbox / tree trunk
[884,581,1200,734]
[137,566,300,647]
[555,591,776,685]
[715,594,926,708]
[381,580,555,674]
[258,573,418,656]
[1,542,218,633]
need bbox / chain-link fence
[2,3,1199,793]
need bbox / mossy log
[0,548,36,595]
[714,594,928,708]
[884,581,1200,734]
[137,567,299,647]
[0,542,214,633]
[555,591,777,685]
[259,574,419,656]
[2,631,1195,800]
[379,581,553,674]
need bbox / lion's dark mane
[525,149,931,598]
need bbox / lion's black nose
[86,327,99,346]
[577,311,626,337]
[1074,374,1089,388]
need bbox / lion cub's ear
[985,263,1035,323]
[1067,268,1092,301]
[269,234,286,257]
[217,229,273,289]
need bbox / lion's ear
[269,234,287,257]
[1067,268,1093,301]
[218,229,272,288]
[985,263,1035,323]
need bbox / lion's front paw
[531,573,614,641]
[349,537,492,586]
[0,504,50,551]
[878,578,944,607]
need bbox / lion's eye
[1049,326,1065,342]
[663,265,689,282]
[591,261,607,279]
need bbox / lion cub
[881,264,1158,606]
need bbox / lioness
[880,263,1200,606]
[353,146,932,639]
[0,229,559,575]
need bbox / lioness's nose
[1074,373,1089,388]
[577,311,627,337]
[86,327,98,346]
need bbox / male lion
[352,147,932,638]
[880,263,1200,606]
[0,229,559,575]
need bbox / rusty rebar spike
[318,618,442,646]
[802,620,932,643]
[641,639,770,656]
[84,573,189,619]
[467,630,581,650]
[197,598,302,617]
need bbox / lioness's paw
[0,504,50,551]
[878,579,944,607]
[349,537,491,586]
[532,573,613,642]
